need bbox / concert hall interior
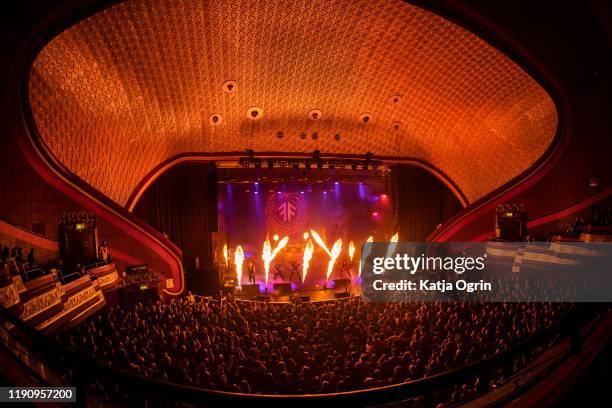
[0,0,610,406]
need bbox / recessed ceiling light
[309,109,322,121]
[360,113,373,124]
[246,106,263,120]
[209,114,223,125]
[223,80,238,93]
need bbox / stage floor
[235,285,361,303]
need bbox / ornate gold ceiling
[28,0,558,206]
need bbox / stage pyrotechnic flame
[348,241,355,261]
[310,229,331,256]
[303,232,310,240]
[386,232,399,259]
[358,236,374,278]
[303,241,314,283]
[262,240,271,287]
[273,234,279,241]
[223,244,229,267]
[262,236,289,286]
[326,239,342,281]
[234,245,244,288]
[310,229,342,282]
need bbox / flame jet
[327,239,343,281]
[302,240,314,284]
[262,236,289,286]
[310,229,331,256]
[234,245,244,288]
[348,241,355,261]
[386,232,399,259]
[223,244,229,267]
[358,236,374,277]
[310,229,343,282]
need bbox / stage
[215,168,394,296]
[234,284,361,303]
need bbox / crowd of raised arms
[62,295,573,403]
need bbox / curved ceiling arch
[28,0,559,206]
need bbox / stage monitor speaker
[335,292,350,299]
[241,284,260,297]
[206,163,218,232]
[273,282,292,295]
[333,278,351,289]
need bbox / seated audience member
[16,247,24,263]
[27,248,36,267]
[573,216,584,236]
[0,245,8,264]
[74,264,86,277]
[0,261,9,281]
[563,220,574,235]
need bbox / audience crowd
[0,244,36,267]
[63,296,573,399]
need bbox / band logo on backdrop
[266,193,307,235]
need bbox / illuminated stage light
[303,232,310,240]
[372,211,379,217]
[273,234,279,241]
